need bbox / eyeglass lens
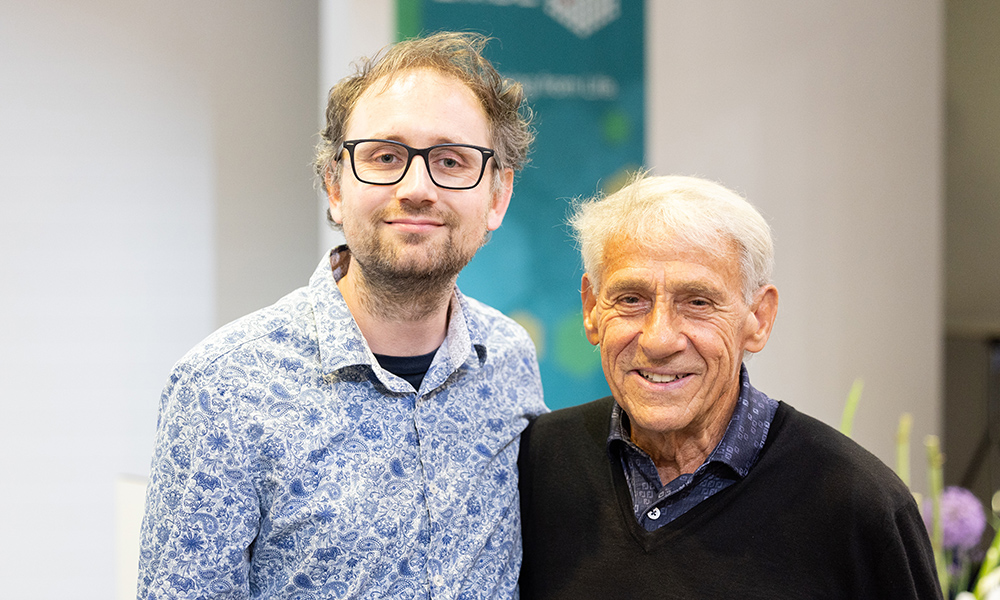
[350,140,487,189]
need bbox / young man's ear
[325,170,344,225]
[486,168,514,232]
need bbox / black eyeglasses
[339,139,496,190]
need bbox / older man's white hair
[569,173,774,304]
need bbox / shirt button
[647,507,661,520]
[432,575,445,587]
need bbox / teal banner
[398,0,645,410]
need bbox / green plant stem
[973,526,1000,598]
[896,413,912,488]
[926,435,948,596]
[952,550,969,596]
[839,379,864,438]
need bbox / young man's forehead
[345,69,491,150]
[357,68,473,104]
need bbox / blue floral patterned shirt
[608,365,777,531]
[138,247,547,599]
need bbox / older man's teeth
[639,371,686,383]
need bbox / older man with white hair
[517,174,941,599]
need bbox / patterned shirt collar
[607,364,776,478]
[313,245,487,393]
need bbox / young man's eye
[359,144,405,165]
[434,153,468,170]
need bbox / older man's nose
[638,303,687,358]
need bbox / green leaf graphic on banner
[553,311,601,378]
[395,0,424,40]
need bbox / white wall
[645,1,943,493]
[210,4,321,326]
[0,2,318,597]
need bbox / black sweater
[518,398,941,599]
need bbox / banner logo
[544,0,621,38]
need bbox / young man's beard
[346,220,489,322]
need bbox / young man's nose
[394,156,438,204]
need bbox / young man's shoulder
[459,293,537,352]
[171,285,313,375]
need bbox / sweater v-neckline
[609,402,789,553]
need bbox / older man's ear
[581,274,601,346]
[744,285,779,353]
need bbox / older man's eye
[686,298,718,311]
[614,295,647,311]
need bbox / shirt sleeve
[513,324,547,421]
[137,363,260,599]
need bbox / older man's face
[582,234,777,449]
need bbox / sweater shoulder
[767,402,914,505]
[525,397,612,443]
[532,396,613,428]
[521,397,614,467]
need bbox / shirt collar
[607,364,777,478]
[309,246,487,391]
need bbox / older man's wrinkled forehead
[593,221,737,284]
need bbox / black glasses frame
[340,139,496,190]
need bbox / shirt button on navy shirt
[609,365,779,531]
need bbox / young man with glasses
[138,32,546,599]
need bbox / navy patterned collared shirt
[608,365,777,531]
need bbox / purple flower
[922,486,987,551]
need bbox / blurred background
[1,0,998,597]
